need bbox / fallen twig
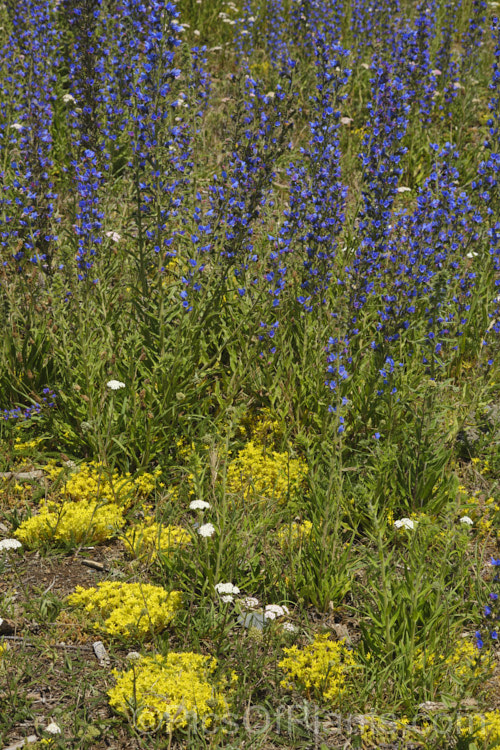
[80,558,109,572]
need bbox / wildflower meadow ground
[0,0,500,747]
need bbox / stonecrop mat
[0,0,500,747]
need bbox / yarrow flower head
[189,499,211,510]
[197,522,215,538]
[242,597,260,609]
[106,380,125,390]
[215,582,240,596]
[0,538,22,551]
[459,516,474,526]
[264,604,289,620]
[394,518,415,530]
[44,722,61,735]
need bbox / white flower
[105,231,121,242]
[106,380,125,390]
[10,123,22,130]
[215,582,240,595]
[0,538,22,551]
[189,499,211,511]
[265,604,286,618]
[126,651,141,660]
[242,597,259,609]
[62,93,76,104]
[394,518,414,530]
[459,516,474,526]
[264,610,277,620]
[397,186,411,193]
[45,722,61,735]
[283,622,296,633]
[198,523,215,538]
[221,595,234,603]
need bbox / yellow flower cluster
[66,581,182,639]
[227,441,307,505]
[459,711,500,749]
[458,487,499,540]
[471,457,491,475]
[14,437,43,451]
[359,715,429,748]
[108,652,233,732]
[176,438,196,462]
[124,519,191,559]
[414,639,491,686]
[15,500,124,547]
[239,408,283,447]
[277,520,313,549]
[44,461,161,506]
[279,634,356,703]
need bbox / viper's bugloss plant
[475,557,500,650]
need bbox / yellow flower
[124,519,191,559]
[413,639,492,688]
[15,500,124,547]
[227,441,307,505]
[459,711,500,749]
[279,634,357,703]
[108,652,232,732]
[66,581,182,639]
[277,520,313,549]
[44,461,161,506]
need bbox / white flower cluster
[459,516,474,526]
[242,596,259,609]
[45,722,61,735]
[239,596,295,632]
[0,538,22,551]
[394,518,414,530]
[197,522,215,538]
[106,380,125,390]
[215,582,240,603]
[215,582,240,595]
[264,604,289,620]
[189,500,211,511]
